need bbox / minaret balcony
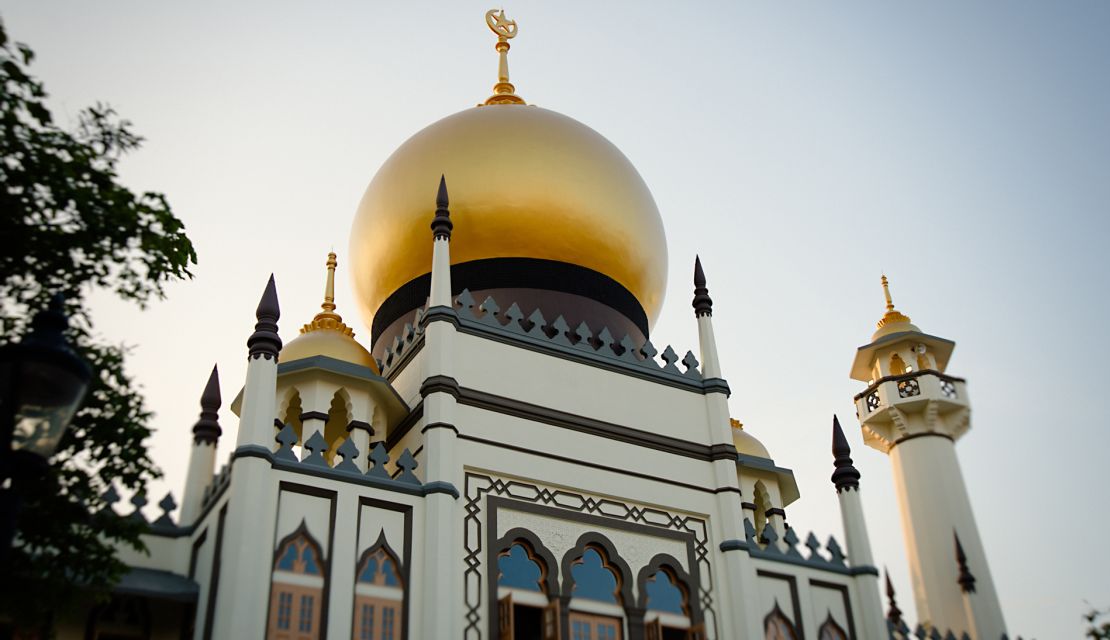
[854,370,972,451]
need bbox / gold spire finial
[483,9,526,105]
[302,252,354,337]
[876,274,912,329]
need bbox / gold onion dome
[281,252,378,373]
[872,274,920,341]
[349,10,667,352]
[730,418,771,459]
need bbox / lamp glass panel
[11,362,85,458]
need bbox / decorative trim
[466,475,716,640]
[270,482,337,638]
[456,386,738,463]
[892,431,954,447]
[456,434,724,496]
[719,539,749,552]
[853,369,965,402]
[346,420,373,434]
[489,527,562,598]
[635,552,701,627]
[386,402,424,451]
[756,570,803,639]
[810,579,858,640]
[740,502,758,511]
[201,503,228,640]
[188,528,208,579]
[422,421,459,435]
[299,411,329,423]
[424,481,460,499]
[765,508,786,518]
[421,375,461,399]
[354,497,414,640]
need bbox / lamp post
[0,294,92,553]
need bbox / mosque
[65,10,1012,640]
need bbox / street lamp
[0,294,92,552]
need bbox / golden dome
[349,103,668,341]
[731,419,771,459]
[281,253,378,373]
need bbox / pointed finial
[193,364,222,444]
[885,568,903,625]
[482,9,525,105]
[692,255,713,317]
[831,415,861,492]
[876,274,912,329]
[954,532,977,593]
[300,252,354,337]
[431,175,454,240]
[247,275,282,360]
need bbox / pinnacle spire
[692,255,713,317]
[192,364,222,444]
[885,568,903,625]
[247,274,282,360]
[300,253,354,337]
[955,532,977,593]
[876,274,912,329]
[830,415,861,492]
[482,9,525,105]
[431,175,454,240]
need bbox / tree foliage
[0,17,196,625]
[1088,606,1110,640]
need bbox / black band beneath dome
[372,257,649,346]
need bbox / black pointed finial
[431,175,453,240]
[692,255,713,317]
[192,365,222,445]
[885,568,903,625]
[247,275,282,360]
[831,415,861,492]
[954,532,977,593]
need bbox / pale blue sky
[3,2,1108,637]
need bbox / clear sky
[3,1,1108,637]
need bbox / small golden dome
[281,252,378,373]
[349,104,668,342]
[731,419,771,459]
[872,274,920,340]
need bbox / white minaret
[830,415,887,640]
[850,276,1006,638]
[180,364,221,524]
[693,257,766,638]
[422,175,463,638]
[212,275,283,638]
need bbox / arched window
[753,481,771,538]
[353,540,404,640]
[763,602,798,640]
[916,351,931,372]
[495,533,560,640]
[323,389,352,466]
[890,353,910,376]
[641,563,704,640]
[268,524,325,640]
[567,545,627,640]
[817,614,848,640]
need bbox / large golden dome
[349,103,668,347]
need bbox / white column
[890,436,1004,636]
[180,441,216,525]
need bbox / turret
[692,256,721,379]
[850,276,1005,637]
[180,365,221,524]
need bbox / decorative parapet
[726,517,876,577]
[100,485,191,538]
[885,620,1024,640]
[225,423,458,498]
[378,290,724,393]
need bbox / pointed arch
[279,388,304,442]
[817,612,848,640]
[352,530,406,640]
[635,554,694,618]
[323,388,353,465]
[754,481,772,536]
[890,353,909,376]
[763,601,798,640]
[268,520,326,639]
